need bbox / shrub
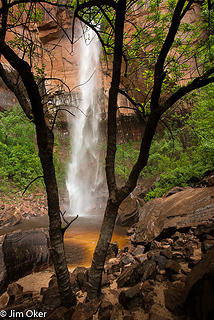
[115,84,214,200]
[0,106,44,193]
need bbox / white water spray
[66,26,103,217]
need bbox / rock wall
[0,3,202,141]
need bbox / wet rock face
[116,195,139,227]
[0,230,50,295]
[133,186,214,246]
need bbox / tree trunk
[87,0,126,299]
[39,129,76,307]
[87,199,119,299]
[0,41,76,307]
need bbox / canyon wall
[0,3,202,141]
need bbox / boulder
[7,282,23,305]
[72,267,88,292]
[46,306,68,320]
[119,281,156,313]
[149,304,175,320]
[119,284,143,310]
[0,235,7,295]
[121,254,135,266]
[131,245,145,257]
[160,249,172,260]
[116,195,139,227]
[0,291,9,308]
[117,260,156,288]
[108,304,133,320]
[164,187,186,198]
[196,171,214,187]
[0,230,50,295]
[184,247,214,320]
[138,260,157,282]
[165,260,180,276]
[133,187,214,246]
[106,242,119,261]
[194,221,214,238]
[141,280,156,313]
[7,282,23,297]
[41,286,62,313]
[98,300,113,320]
[105,258,121,274]
[152,254,168,270]
[117,264,139,288]
[164,282,185,316]
[71,300,100,320]
[0,196,47,229]
[135,254,147,264]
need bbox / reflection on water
[65,220,128,269]
[0,215,128,269]
[63,215,128,268]
[0,215,49,236]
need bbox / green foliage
[0,106,43,193]
[186,83,214,149]
[115,142,139,180]
[53,132,71,192]
[34,63,46,81]
[0,106,69,194]
[7,2,44,74]
[86,0,213,115]
[116,84,214,200]
[145,84,214,200]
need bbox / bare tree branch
[60,213,79,237]
[51,108,75,131]
[162,68,214,112]
[22,175,44,195]
[118,88,144,114]
[39,2,73,46]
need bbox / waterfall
[66,26,103,217]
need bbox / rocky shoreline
[0,177,214,319]
[1,219,214,319]
[0,194,47,229]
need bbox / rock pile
[0,194,47,229]
[1,221,214,319]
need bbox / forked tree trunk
[87,0,163,299]
[87,0,126,300]
[87,0,214,300]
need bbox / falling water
[66,26,104,217]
